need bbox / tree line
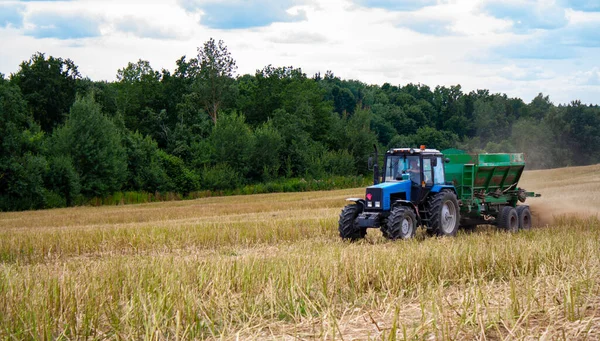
[1,38,599,211]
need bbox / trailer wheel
[516,206,532,230]
[427,190,460,236]
[338,204,366,241]
[498,206,519,232]
[382,206,416,240]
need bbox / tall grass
[1,220,599,339]
[1,166,599,339]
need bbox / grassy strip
[83,176,371,207]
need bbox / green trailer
[442,149,541,231]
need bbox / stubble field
[1,165,600,340]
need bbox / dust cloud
[528,200,599,226]
[521,164,600,226]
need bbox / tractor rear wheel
[516,205,532,230]
[427,190,460,236]
[498,206,519,232]
[338,204,366,241]
[382,206,416,240]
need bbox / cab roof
[387,148,443,155]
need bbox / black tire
[498,206,518,232]
[516,205,532,230]
[426,190,460,236]
[338,204,366,241]
[382,206,417,240]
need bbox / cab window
[384,156,404,182]
[434,156,445,185]
[423,158,433,185]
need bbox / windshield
[384,155,420,182]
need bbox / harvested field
[1,165,599,340]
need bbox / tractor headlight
[367,201,373,208]
[375,201,381,208]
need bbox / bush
[157,150,200,194]
[45,155,80,206]
[322,149,355,176]
[43,190,66,208]
[201,163,241,191]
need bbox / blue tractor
[339,145,460,240]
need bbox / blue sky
[0,0,599,104]
[0,2,24,28]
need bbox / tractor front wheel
[427,190,460,236]
[338,204,366,241]
[382,206,417,240]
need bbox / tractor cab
[382,147,447,203]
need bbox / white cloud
[572,67,600,85]
[498,64,556,81]
[0,0,598,104]
[268,31,329,44]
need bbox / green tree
[209,112,255,177]
[115,60,165,141]
[122,130,170,192]
[51,96,127,197]
[372,104,417,136]
[168,92,212,162]
[331,86,357,115]
[240,66,333,142]
[370,114,397,146]
[196,38,237,124]
[250,121,282,181]
[337,107,378,174]
[10,52,80,132]
[161,56,199,124]
[528,93,552,120]
[389,127,458,150]
[562,101,600,165]
[271,108,325,178]
[432,85,470,137]
[0,78,47,210]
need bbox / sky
[1,0,600,105]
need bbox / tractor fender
[431,185,457,195]
[391,200,421,224]
[345,198,365,212]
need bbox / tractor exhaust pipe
[372,144,379,185]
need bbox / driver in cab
[407,159,420,183]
